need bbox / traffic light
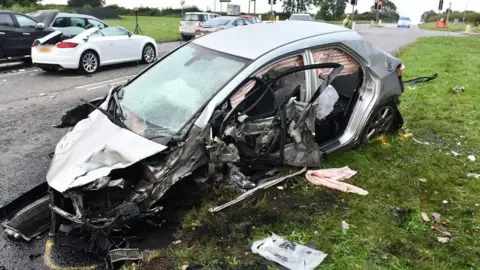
[438,0,444,10]
[350,0,357,5]
[268,0,271,4]
[273,0,276,4]
[378,1,382,9]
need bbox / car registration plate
[38,46,52,53]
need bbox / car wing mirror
[128,31,132,37]
[35,22,45,30]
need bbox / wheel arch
[80,48,101,66]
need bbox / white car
[31,26,157,74]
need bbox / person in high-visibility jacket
[343,15,352,29]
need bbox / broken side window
[230,55,307,108]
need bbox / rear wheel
[361,103,398,144]
[79,50,99,74]
[181,34,190,41]
[141,44,156,64]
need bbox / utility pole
[446,1,452,22]
[214,0,216,12]
[270,0,273,17]
[463,4,467,22]
[248,0,251,14]
[254,0,256,15]
[351,3,355,22]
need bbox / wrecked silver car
[2,21,407,262]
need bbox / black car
[0,10,54,61]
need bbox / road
[0,24,452,269]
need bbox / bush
[426,10,480,23]
[0,3,74,13]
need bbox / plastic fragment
[421,212,430,222]
[468,155,476,162]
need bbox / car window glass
[52,17,68,27]
[100,26,128,36]
[231,55,306,108]
[70,17,86,28]
[244,19,253,25]
[14,14,37,28]
[87,19,106,29]
[89,30,104,38]
[0,14,14,27]
[119,43,249,137]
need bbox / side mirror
[35,22,45,30]
[128,31,132,37]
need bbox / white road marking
[0,69,39,78]
[86,80,127,91]
[75,75,135,89]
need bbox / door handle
[23,33,30,36]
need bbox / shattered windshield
[118,43,249,139]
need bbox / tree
[67,0,105,8]
[421,10,437,22]
[370,0,399,21]
[315,0,347,21]
[282,0,314,13]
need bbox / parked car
[179,12,219,41]
[28,10,109,30]
[289,13,315,21]
[195,16,251,38]
[398,16,411,28]
[31,26,156,74]
[4,21,408,261]
[241,14,262,23]
[0,10,54,61]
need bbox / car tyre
[141,43,156,64]
[181,34,191,41]
[40,67,59,72]
[79,50,99,74]
[360,103,400,144]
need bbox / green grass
[419,22,479,32]
[105,16,181,41]
[129,36,480,270]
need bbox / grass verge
[127,36,480,270]
[419,22,479,32]
[105,16,181,42]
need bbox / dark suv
[0,10,53,61]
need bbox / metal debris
[209,168,307,213]
[251,234,327,270]
[432,213,441,223]
[421,212,430,222]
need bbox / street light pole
[463,4,467,22]
[351,3,355,22]
[446,1,452,22]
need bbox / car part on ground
[402,73,438,85]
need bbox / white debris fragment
[413,138,430,145]
[172,240,182,245]
[451,151,461,157]
[277,186,284,190]
[251,234,327,270]
[457,142,461,145]
[19,69,26,72]
[443,200,448,204]
[39,93,47,97]
[475,203,479,207]
[49,96,55,99]
[2,79,6,82]
[467,173,480,179]
[342,221,349,230]
[421,212,430,222]
[437,237,450,243]
[419,178,427,183]
[468,155,476,162]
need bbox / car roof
[185,12,216,15]
[193,21,347,59]
[57,13,101,20]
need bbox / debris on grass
[251,234,327,270]
[305,167,368,195]
[451,150,461,157]
[467,173,480,179]
[39,93,47,97]
[342,221,349,234]
[432,213,441,223]
[451,86,465,93]
[419,178,427,183]
[437,237,450,243]
[468,155,476,162]
[421,212,430,222]
[413,138,430,145]
[172,240,182,245]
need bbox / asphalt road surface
[0,24,454,269]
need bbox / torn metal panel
[47,111,167,193]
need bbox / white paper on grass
[251,234,327,270]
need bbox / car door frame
[0,12,18,58]
[10,13,42,56]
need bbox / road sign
[180,0,185,5]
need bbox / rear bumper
[31,47,79,69]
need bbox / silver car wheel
[365,106,394,140]
[144,45,155,63]
[82,52,98,73]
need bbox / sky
[43,0,480,23]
